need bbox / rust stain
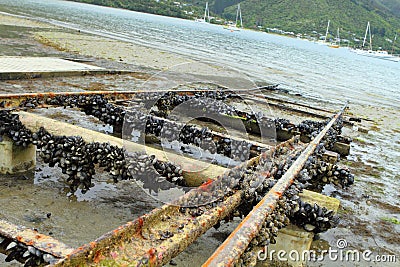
[148,248,157,265]
[35,234,44,239]
[199,178,214,191]
[93,250,104,264]
[90,242,97,249]
[217,207,224,216]
[112,229,120,235]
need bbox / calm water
[0,0,399,109]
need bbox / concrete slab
[0,56,103,73]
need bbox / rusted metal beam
[202,103,348,267]
[249,93,336,114]
[14,111,301,266]
[0,84,276,110]
[53,140,299,266]
[0,87,252,109]
[2,111,299,266]
[0,90,223,109]
[54,191,243,266]
[0,220,74,259]
[239,92,354,126]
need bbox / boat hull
[352,49,400,62]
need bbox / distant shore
[1,9,400,265]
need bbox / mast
[204,2,209,22]
[239,4,242,28]
[207,4,210,22]
[391,34,397,55]
[368,22,372,50]
[236,4,242,28]
[337,28,340,45]
[324,20,330,43]
[362,21,371,50]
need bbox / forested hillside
[69,0,400,51]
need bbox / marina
[0,1,399,266]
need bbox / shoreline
[0,10,399,266]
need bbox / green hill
[209,0,400,51]
[69,0,400,52]
[373,0,400,17]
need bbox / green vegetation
[68,0,202,19]
[68,0,400,53]
[381,217,400,224]
[217,0,400,52]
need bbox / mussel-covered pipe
[0,220,73,265]
[0,90,199,109]
[0,85,281,109]
[203,103,348,267]
[16,111,227,185]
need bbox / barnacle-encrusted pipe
[203,103,348,267]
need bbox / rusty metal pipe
[202,103,348,267]
[0,85,280,109]
[0,220,74,259]
[0,87,258,102]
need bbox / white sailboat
[316,20,330,45]
[353,22,400,62]
[224,4,242,31]
[195,2,210,23]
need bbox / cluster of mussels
[149,90,231,117]
[174,131,345,266]
[288,196,339,233]
[303,155,354,189]
[238,181,340,267]
[18,94,347,151]
[125,108,255,161]
[0,110,33,147]
[0,110,185,193]
[0,237,56,267]
[18,94,347,159]
[19,94,257,161]
[176,138,301,217]
[19,95,125,129]
[149,95,347,150]
[239,197,293,266]
[298,141,354,189]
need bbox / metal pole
[203,103,348,267]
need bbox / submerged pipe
[0,220,74,259]
[203,103,348,267]
[0,85,281,109]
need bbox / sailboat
[353,22,400,62]
[316,20,330,45]
[224,4,243,31]
[195,2,209,23]
[329,28,340,48]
